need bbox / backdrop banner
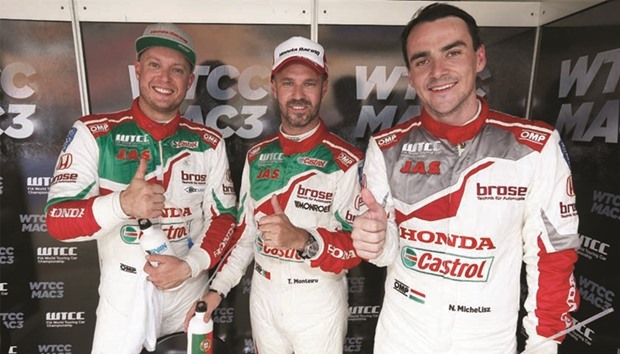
[1,2,618,353]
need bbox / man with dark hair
[45,23,237,354]
[186,36,363,354]
[352,3,580,353]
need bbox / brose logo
[401,247,493,282]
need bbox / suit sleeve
[306,156,363,273]
[522,130,580,351]
[185,141,237,277]
[45,121,129,241]
[209,157,256,297]
[360,136,400,267]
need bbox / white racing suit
[209,120,363,354]
[363,97,580,354]
[45,99,237,354]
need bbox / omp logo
[0,312,24,329]
[30,282,64,299]
[120,225,140,244]
[181,170,207,184]
[393,278,426,303]
[203,132,219,145]
[401,247,493,282]
[297,156,327,168]
[518,129,549,145]
[402,141,441,153]
[38,344,72,354]
[336,152,355,167]
[376,134,396,147]
[248,146,260,159]
[172,140,199,149]
[89,123,109,133]
[56,153,73,170]
[115,134,149,143]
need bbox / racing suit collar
[132,98,181,141]
[278,119,328,155]
[420,97,489,146]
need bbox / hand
[144,255,191,289]
[120,158,165,219]
[257,194,308,250]
[183,291,222,332]
[352,188,387,260]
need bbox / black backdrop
[1,2,618,353]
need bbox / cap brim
[272,57,327,76]
[136,37,196,67]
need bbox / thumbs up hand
[120,159,166,219]
[258,194,309,250]
[351,188,388,260]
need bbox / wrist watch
[208,288,225,299]
[297,234,319,260]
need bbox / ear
[271,77,278,99]
[187,72,196,90]
[134,59,142,80]
[476,44,487,74]
[321,76,329,96]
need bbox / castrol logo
[401,247,493,282]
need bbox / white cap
[136,23,196,68]
[271,36,328,76]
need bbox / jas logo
[400,160,440,175]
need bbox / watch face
[304,235,319,258]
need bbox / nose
[291,84,305,99]
[429,58,446,79]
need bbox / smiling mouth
[430,82,456,92]
[154,86,173,95]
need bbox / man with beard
[45,23,237,354]
[185,36,363,354]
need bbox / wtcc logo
[38,344,72,354]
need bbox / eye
[414,58,429,68]
[447,49,462,58]
[304,81,317,87]
[172,67,185,75]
